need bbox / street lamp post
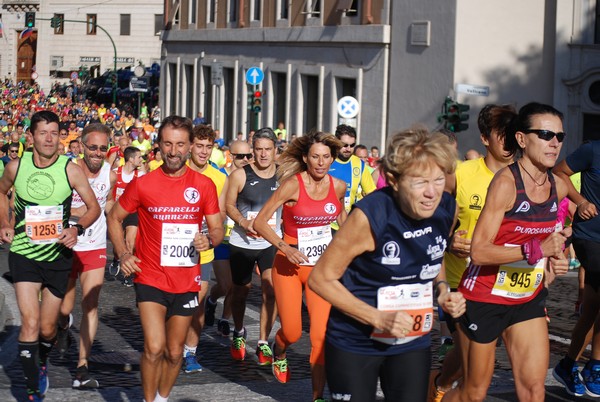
[43,17,119,103]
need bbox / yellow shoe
[428,370,446,402]
[429,386,446,402]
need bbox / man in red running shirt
[107,115,224,402]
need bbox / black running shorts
[9,251,72,298]
[134,283,199,318]
[229,244,276,286]
[457,287,548,343]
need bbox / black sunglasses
[342,142,356,148]
[83,143,109,152]
[232,153,253,160]
[526,129,565,143]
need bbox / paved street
[0,241,595,401]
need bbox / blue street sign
[246,67,264,86]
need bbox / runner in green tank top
[0,111,100,401]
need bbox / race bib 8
[371,282,434,345]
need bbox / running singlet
[118,167,220,293]
[282,174,341,265]
[11,153,73,262]
[326,188,455,356]
[229,164,281,250]
[444,157,494,288]
[71,162,111,251]
[112,166,140,202]
[199,164,227,265]
[458,163,559,305]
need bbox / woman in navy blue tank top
[309,127,466,401]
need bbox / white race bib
[371,282,434,345]
[298,225,332,266]
[160,223,199,267]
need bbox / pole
[41,18,119,104]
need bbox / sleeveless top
[229,164,281,250]
[113,166,140,202]
[327,188,455,355]
[11,153,73,262]
[71,162,111,251]
[282,174,341,242]
[458,162,559,305]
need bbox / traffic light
[247,91,254,111]
[438,97,470,132]
[25,12,35,28]
[50,16,63,30]
[253,91,262,113]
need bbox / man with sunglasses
[226,127,280,365]
[1,142,20,166]
[329,124,376,230]
[56,123,116,389]
[553,135,600,397]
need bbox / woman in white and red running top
[445,102,571,401]
[254,131,347,401]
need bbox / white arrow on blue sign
[337,96,360,118]
[246,67,264,86]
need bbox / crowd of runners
[0,83,598,402]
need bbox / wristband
[577,200,587,209]
[207,235,214,249]
[522,238,543,265]
[120,251,132,259]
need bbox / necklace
[519,162,547,187]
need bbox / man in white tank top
[56,123,117,389]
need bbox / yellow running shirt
[444,157,494,288]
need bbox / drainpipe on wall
[239,0,245,27]
[365,0,373,24]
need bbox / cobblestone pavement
[0,242,595,401]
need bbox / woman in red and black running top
[254,131,347,402]
[445,102,571,402]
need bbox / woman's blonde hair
[276,130,343,182]
[383,125,457,182]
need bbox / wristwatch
[71,224,85,236]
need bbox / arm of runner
[62,162,101,248]
[107,202,141,275]
[553,159,598,220]
[225,168,255,233]
[308,207,412,337]
[104,169,118,214]
[449,203,470,259]
[359,164,376,195]
[194,212,224,251]
[254,177,309,265]
[218,177,229,224]
[333,178,348,227]
[0,160,17,243]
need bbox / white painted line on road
[549,333,591,352]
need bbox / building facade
[141,1,600,153]
[0,0,163,94]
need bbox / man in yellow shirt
[431,104,517,401]
[182,124,228,373]
[329,125,375,230]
